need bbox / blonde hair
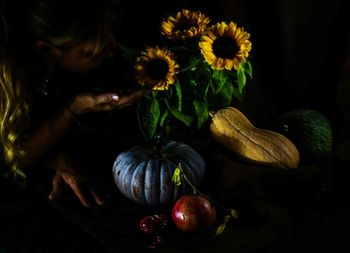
[0,59,30,178]
[0,0,120,178]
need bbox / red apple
[171,194,216,232]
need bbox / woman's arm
[24,104,80,162]
[24,87,150,163]
[24,88,150,207]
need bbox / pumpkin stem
[208,110,216,118]
[151,132,164,158]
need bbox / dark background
[2,0,350,252]
[120,0,350,140]
[119,0,350,252]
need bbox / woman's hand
[69,87,150,115]
[48,154,104,207]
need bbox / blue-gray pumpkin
[112,140,205,205]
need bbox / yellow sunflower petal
[217,22,228,37]
[204,53,216,64]
[161,22,174,34]
[232,58,242,70]
[200,20,252,70]
[224,59,234,70]
[201,35,214,44]
[227,22,237,35]
[161,9,210,40]
[199,42,213,53]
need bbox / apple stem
[178,164,237,217]
[178,164,198,195]
[199,192,232,216]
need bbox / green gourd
[112,140,205,205]
[274,109,333,163]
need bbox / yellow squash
[210,107,300,169]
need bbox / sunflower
[161,9,210,40]
[135,47,179,90]
[199,21,252,71]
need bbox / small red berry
[139,214,168,235]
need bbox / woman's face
[55,33,117,73]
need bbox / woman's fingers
[62,175,91,207]
[94,93,119,105]
[114,87,150,108]
[72,87,150,113]
[93,88,150,109]
[71,93,119,114]
[48,172,63,200]
[49,172,106,207]
[88,93,121,112]
[49,154,107,207]
[90,189,105,205]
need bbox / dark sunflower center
[146,59,169,81]
[212,36,238,58]
[175,21,194,32]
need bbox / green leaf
[237,64,246,94]
[215,215,231,236]
[178,55,201,73]
[171,165,182,186]
[211,70,228,94]
[159,109,169,127]
[242,61,253,79]
[232,86,245,102]
[119,44,139,61]
[189,79,197,88]
[193,99,209,129]
[230,209,239,219]
[174,81,182,111]
[137,97,160,140]
[215,209,238,236]
[203,77,212,100]
[207,78,234,109]
[165,101,194,127]
[189,57,201,71]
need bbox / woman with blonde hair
[0,0,152,250]
[0,0,148,207]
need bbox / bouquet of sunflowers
[123,9,253,141]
